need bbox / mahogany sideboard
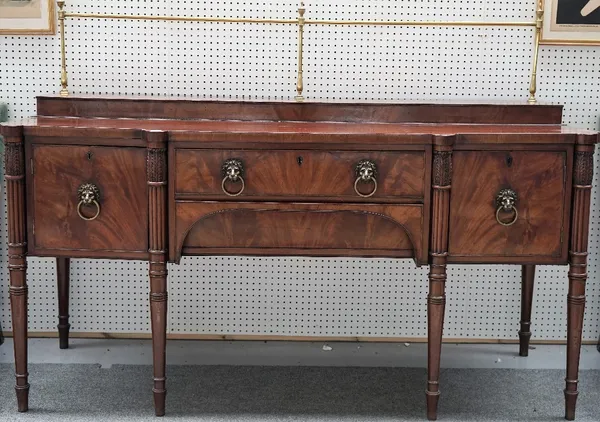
[1,96,598,420]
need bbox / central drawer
[174,149,426,202]
[172,201,428,264]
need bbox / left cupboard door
[28,144,149,259]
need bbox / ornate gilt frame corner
[0,0,56,36]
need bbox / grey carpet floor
[0,364,599,422]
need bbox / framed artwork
[542,0,600,45]
[0,0,55,35]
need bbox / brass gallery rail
[56,0,544,103]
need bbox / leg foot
[426,390,440,421]
[564,389,577,420]
[15,384,29,412]
[57,258,71,350]
[519,265,535,357]
[58,325,70,350]
[153,388,166,416]
[518,329,531,357]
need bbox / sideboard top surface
[7,116,598,135]
[1,96,598,145]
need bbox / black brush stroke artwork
[556,0,600,25]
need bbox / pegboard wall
[1,0,599,342]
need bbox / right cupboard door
[448,149,571,264]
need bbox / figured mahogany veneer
[35,96,564,124]
[28,145,148,258]
[449,149,571,263]
[175,202,426,263]
[175,149,427,202]
[1,96,598,422]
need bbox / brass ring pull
[77,200,101,221]
[354,159,378,198]
[496,205,518,226]
[495,188,518,227]
[354,176,378,198]
[221,176,245,197]
[221,158,245,197]
[77,183,101,221]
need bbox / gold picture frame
[541,0,600,45]
[0,0,56,35]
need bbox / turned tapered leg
[564,145,594,421]
[146,132,168,416]
[150,260,168,416]
[519,265,535,357]
[427,141,453,421]
[4,126,29,412]
[427,261,447,421]
[565,256,586,421]
[57,258,71,350]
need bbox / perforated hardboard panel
[1,0,599,341]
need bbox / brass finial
[58,1,69,97]
[295,2,306,102]
[528,0,544,104]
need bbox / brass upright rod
[58,1,69,97]
[528,0,544,104]
[295,3,306,102]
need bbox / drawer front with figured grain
[174,149,427,202]
[28,145,148,257]
[448,149,570,264]
[172,202,428,264]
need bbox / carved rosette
[574,151,594,186]
[433,151,452,187]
